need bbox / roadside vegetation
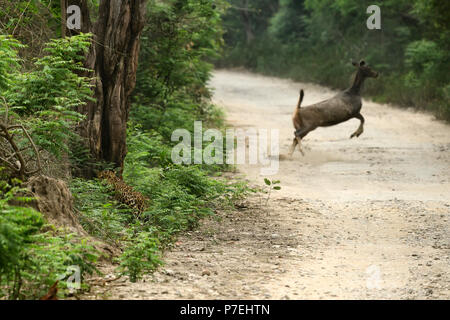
[1,0,250,299]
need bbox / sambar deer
[289,60,378,156]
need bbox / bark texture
[70,0,147,175]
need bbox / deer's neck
[347,70,366,95]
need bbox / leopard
[97,171,148,216]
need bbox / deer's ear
[359,60,366,66]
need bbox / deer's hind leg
[288,137,303,157]
[350,113,365,139]
[289,127,311,156]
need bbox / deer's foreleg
[350,113,365,139]
[296,137,305,156]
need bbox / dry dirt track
[84,70,450,300]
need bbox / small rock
[202,270,211,276]
[164,269,175,276]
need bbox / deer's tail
[297,89,304,109]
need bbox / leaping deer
[289,60,378,156]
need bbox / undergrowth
[0,173,98,300]
[71,128,251,283]
[1,0,252,297]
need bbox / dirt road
[85,70,450,300]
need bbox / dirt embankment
[83,70,450,300]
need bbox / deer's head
[352,60,378,78]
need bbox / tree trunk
[61,0,67,37]
[241,0,254,45]
[74,0,147,176]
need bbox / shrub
[0,178,98,300]
[1,34,93,160]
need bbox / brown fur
[98,171,148,215]
[289,60,378,156]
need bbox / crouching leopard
[98,171,148,215]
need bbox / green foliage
[268,0,306,41]
[70,178,132,247]
[0,0,100,44]
[71,178,162,283]
[132,0,226,135]
[10,34,93,114]
[221,0,278,47]
[126,125,173,168]
[96,0,252,281]
[404,40,446,94]
[2,0,252,291]
[0,36,23,90]
[0,33,98,299]
[69,120,250,282]
[71,127,251,282]
[263,178,281,206]
[117,230,162,283]
[1,34,94,163]
[123,127,250,240]
[0,178,98,300]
